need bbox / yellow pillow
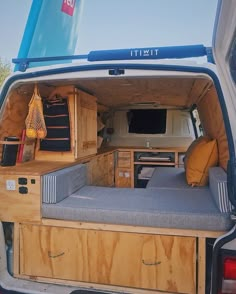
[184,136,210,170]
[186,139,218,186]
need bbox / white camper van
[0,1,236,294]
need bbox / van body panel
[210,1,236,293]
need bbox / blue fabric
[88,45,207,62]
[209,167,234,213]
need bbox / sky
[0,0,218,64]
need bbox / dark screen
[128,109,167,134]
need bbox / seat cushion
[184,136,210,170]
[42,164,87,203]
[146,167,207,189]
[42,186,232,231]
[209,167,234,213]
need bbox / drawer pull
[48,251,65,258]
[142,259,161,266]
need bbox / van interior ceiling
[0,73,232,294]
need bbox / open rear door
[211,1,236,293]
[213,0,236,130]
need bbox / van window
[191,108,203,138]
[229,38,236,84]
[127,109,167,134]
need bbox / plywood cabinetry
[35,86,97,161]
[115,148,187,188]
[87,152,114,186]
[115,168,132,187]
[0,175,40,222]
[18,224,196,293]
[0,160,83,223]
[115,151,133,187]
[75,90,97,159]
[117,151,131,168]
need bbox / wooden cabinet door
[19,224,196,293]
[115,168,132,187]
[75,90,97,158]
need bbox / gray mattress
[42,186,232,231]
[146,167,207,189]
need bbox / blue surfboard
[16,0,83,70]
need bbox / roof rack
[12,44,214,72]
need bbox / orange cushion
[186,139,218,186]
[184,136,210,170]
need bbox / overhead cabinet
[35,86,97,161]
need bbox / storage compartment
[134,164,155,188]
[117,151,131,168]
[40,97,71,152]
[18,224,197,293]
[134,150,177,166]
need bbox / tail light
[219,253,236,294]
[224,258,236,280]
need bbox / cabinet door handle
[142,259,161,266]
[48,251,65,258]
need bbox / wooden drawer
[117,151,131,168]
[19,224,196,293]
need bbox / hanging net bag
[25,85,47,139]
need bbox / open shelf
[134,161,176,166]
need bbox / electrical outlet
[6,180,16,191]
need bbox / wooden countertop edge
[0,146,186,175]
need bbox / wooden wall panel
[197,87,229,170]
[19,224,196,293]
[0,90,31,161]
[87,152,114,187]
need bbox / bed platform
[41,165,233,232]
[42,185,232,231]
[0,160,232,294]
